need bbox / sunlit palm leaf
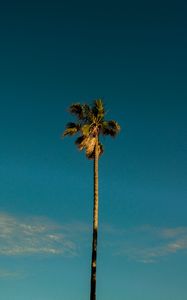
[86,141,104,159]
[81,124,91,136]
[85,137,96,156]
[92,99,105,120]
[75,135,95,152]
[63,122,80,136]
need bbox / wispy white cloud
[112,225,187,263]
[0,212,85,257]
[0,269,24,278]
[1,212,187,264]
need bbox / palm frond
[101,120,120,137]
[92,99,105,120]
[81,124,91,136]
[98,141,104,156]
[75,135,95,152]
[86,149,95,159]
[75,135,86,150]
[69,103,84,120]
[86,141,104,159]
[63,122,80,136]
[85,137,96,156]
[82,104,95,122]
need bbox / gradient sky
[0,0,187,299]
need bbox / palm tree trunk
[90,138,99,300]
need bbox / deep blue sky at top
[0,1,187,299]
[1,0,186,225]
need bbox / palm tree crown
[63,99,120,158]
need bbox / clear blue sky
[0,0,187,299]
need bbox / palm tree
[63,99,120,300]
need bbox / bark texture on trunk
[90,138,99,300]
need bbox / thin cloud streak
[0,269,24,278]
[113,225,187,263]
[1,212,187,263]
[0,212,79,257]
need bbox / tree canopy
[63,99,120,159]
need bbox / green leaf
[63,122,80,136]
[63,127,78,136]
[92,99,105,120]
[81,124,91,136]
